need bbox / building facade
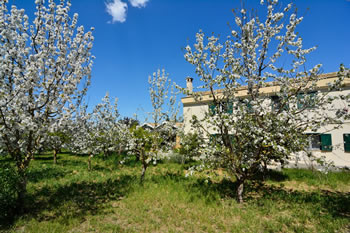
[181,73,350,168]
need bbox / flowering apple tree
[126,69,180,182]
[181,0,347,202]
[148,69,180,124]
[0,0,94,201]
[45,113,74,164]
[92,93,122,158]
[69,105,100,171]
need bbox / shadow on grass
[27,166,69,183]
[263,169,289,182]
[32,155,54,161]
[146,170,350,220]
[26,159,90,183]
[0,156,14,163]
[2,167,349,230]
[91,164,115,172]
[1,174,137,230]
[246,184,350,218]
[59,159,88,168]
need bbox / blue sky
[12,0,350,121]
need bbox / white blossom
[0,0,94,193]
[179,0,347,203]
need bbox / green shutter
[308,92,317,108]
[227,102,233,114]
[297,93,304,109]
[306,92,316,108]
[229,135,235,145]
[210,134,221,144]
[298,92,316,109]
[247,101,253,113]
[209,103,216,115]
[271,96,277,111]
[343,134,350,152]
[281,96,289,111]
[282,102,290,111]
[210,134,216,143]
[271,96,289,111]
[320,134,332,151]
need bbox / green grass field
[1,152,350,232]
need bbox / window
[209,103,216,115]
[307,134,321,150]
[226,102,233,114]
[297,92,316,109]
[246,101,253,113]
[306,133,332,152]
[209,100,254,115]
[271,96,289,111]
[210,134,220,143]
[208,102,233,115]
[210,134,234,145]
[236,99,253,113]
[343,134,350,152]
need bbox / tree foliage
[181,0,347,202]
[126,69,180,182]
[0,0,94,201]
[148,69,180,124]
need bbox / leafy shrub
[177,133,204,162]
[0,163,19,225]
[164,151,188,164]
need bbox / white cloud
[106,0,128,23]
[129,0,149,8]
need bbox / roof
[181,72,350,105]
[141,121,183,130]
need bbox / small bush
[164,151,188,164]
[0,162,19,225]
[177,133,204,163]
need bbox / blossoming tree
[69,105,100,171]
[182,0,346,202]
[127,69,180,182]
[0,0,94,203]
[92,93,121,158]
[148,69,180,125]
[45,113,74,164]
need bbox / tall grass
[1,152,349,232]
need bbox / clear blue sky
[11,0,350,121]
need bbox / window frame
[306,133,321,151]
[297,92,317,109]
[208,102,233,115]
[271,95,289,111]
[305,133,332,152]
[343,134,350,152]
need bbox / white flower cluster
[0,0,94,172]
[180,0,348,201]
[68,93,131,161]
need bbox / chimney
[186,77,193,94]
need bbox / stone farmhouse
[181,73,350,168]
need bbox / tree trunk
[262,160,268,181]
[17,171,27,213]
[88,153,92,171]
[140,164,147,183]
[14,151,33,213]
[236,180,244,203]
[53,149,58,164]
[140,150,147,183]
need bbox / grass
[1,152,350,232]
